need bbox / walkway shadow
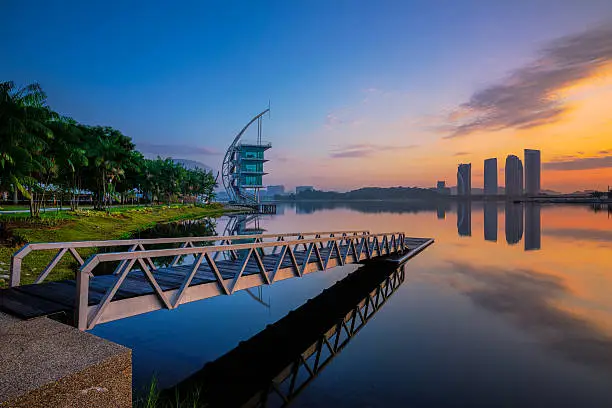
[159,262,406,407]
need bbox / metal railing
[75,231,410,329]
[9,230,369,287]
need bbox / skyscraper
[457,163,471,196]
[484,158,498,195]
[505,155,524,196]
[525,149,541,196]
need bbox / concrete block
[0,314,131,407]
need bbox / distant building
[457,164,472,196]
[266,185,285,197]
[524,149,541,196]
[484,158,498,195]
[296,186,314,194]
[436,181,451,195]
[505,155,524,196]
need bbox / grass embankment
[0,204,228,288]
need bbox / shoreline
[0,204,235,287]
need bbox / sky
[2,0,612,192]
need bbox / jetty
[1,231,433,330]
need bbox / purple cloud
[329,143,417,159]
[444,24,612,138]
[543,155,612,171]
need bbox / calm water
[91,201,612,407]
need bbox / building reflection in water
[162,263,406,407]
[483,201,498,242]
[437,203,446,220]
[454,201,541,251]
[457,201,472,237]
[505,202,524,245]
[525,203,542,251]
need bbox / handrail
[81,232,405,270]
[74,231,409,329]
[9,230,369,287]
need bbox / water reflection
[525,204,541,251]
[161,263,405,407]
[483,202,497,242]
[505,202,524,245]
[447,259,612,374]
[292,200,448,215]
[90,200,612,407]
[456,201,472,237]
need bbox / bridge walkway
[0,231,433,330]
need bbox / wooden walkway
[0,231,433,330]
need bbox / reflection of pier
[164,263,406,407]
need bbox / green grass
[134,376,205,408]
[0,204,232,287]
[0,205,31,211]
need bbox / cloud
[444,24,612,138]
[329,143,418,159]
[543,155,612,171]
[447,260,612,371]
[454,151,470,156]
[136,142,220,156]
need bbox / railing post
[76,270,90,330]
[9,255,21,287]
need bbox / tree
[81,126,135,209]
[0,81,55,215]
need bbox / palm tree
[0,81,55,215]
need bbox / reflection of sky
[93,203,612,406]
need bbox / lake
[91,201,612,407]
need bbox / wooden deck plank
[0,289,69,319]
[15,281,79,307]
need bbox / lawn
[0,204,231,287]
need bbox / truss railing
[265,267,405,406]
[9,230,369,287]
[76,231,408,330]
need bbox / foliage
[0,81,217,216]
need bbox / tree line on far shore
[0,81,217,216]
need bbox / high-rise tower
[505,155,523,196]
[524,149,541,196]
[484,158,498,195]
[457,163,472,196]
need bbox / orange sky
[266,59,612,193]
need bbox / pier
[1,231,433,330]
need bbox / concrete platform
[0,313,131,407]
